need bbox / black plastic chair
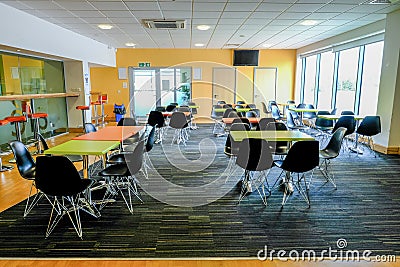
[237,100,246,105]
[117,117,140,145]
[147,111,166,143]
[84,123,97,134]
[236,138,274,206]
[35,155,94,238]
[98,140,145,213]
[303,104,317,127]
[356,115,381,156]
[169,112,190,145]
[271,104,284,121]
[341,110,354,115]
[188,101,198,129]
[247,103,257,109]
[265,121,289,156]
[267,100,277,112]
[261,102,270,116]
[318,127,347,188]
[211,105,224,136]
[217,100,226,105]
[37,133,83,163]
[273,140,319,207]
[9,141,48,217]
[315,111,334,144]
[286,111,307,130]
[257,117,275,131]
[232,117,251,128]
[331,115,356,151]
[170,102,178,106]
[223,108,237,118]
[165,104,177,112]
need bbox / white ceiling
[1,0,399,49]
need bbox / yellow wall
[90,49,297,120]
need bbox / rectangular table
[214,108,252,113]
[73,126,143,141]
[230,130,315,142]
[44,140,120,178]
[162,111,191,117]
[222,117,260,124]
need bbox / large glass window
[0,52,67,150]
[358,42,384,116]
[317,52,334,111]
[335,47,360,114]
[303,55,317,105]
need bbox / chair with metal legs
[211,105,224,136]
[169,112,190,145]
[273,140,319,208]
[35,155,94,239]
[355,115,381,157]
[9,141,50,217]
[98,140,145,214]
[235,138,274,206]
[318,127,347,189]
[147,111,166,143]
[37,133,83,163]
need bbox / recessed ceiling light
[125,42,136,47]
[196,25,210,31]
[98,24,113,30]
[300,20,319,26]
[262,43,272,48]
[194,43,205,47]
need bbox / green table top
[214,108,252,113]
[317,114,364,120]
[288,107,319,112]
[230,130,315,142]
[44,140,120,156]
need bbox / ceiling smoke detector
[144,19,186,29]
[368,0,392,4]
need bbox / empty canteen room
[0,1,400,267]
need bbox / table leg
[83,155,89,178]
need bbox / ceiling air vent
[144,20,186,29]
[368,0,392,4]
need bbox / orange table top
[73,126,143,141]
[222,117,260,124]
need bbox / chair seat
[98,164,129,176]
[107,153,129,164]
[316,126,333,131]
[5,116,27,123]
[28,113,48,119]
[65,155,83,162]
[76,105,90,111]
[52,179,93,197]
[319,149,338,159]
[0,119,9,126]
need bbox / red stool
[76,105,90,129]
[0,119,14,171]
[4,115,27,142]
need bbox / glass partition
[0,52,68,150]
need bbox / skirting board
[373,143,399,155]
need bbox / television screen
[233,50,259,66]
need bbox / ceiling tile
[276,12,309,20]
[192,11,221,18]
[90,1,129,11]
[304,12,340,19]
[349,4,389,13]
[256,3,293,12]
[101,10,133,18]
[220,11,252,19]
[162,10,191,18]
[124,1,159,11]
[54,1,97,11]
[249,11,281,19]
[159,1,192,11]
[193,2,226,11]
[224,2,260,11]
[286,3,326,12]
[317,4,357,13]
[18,1,62,9]
[132,10,163,19]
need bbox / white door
[253,67,277,109]
[212,67,236,105]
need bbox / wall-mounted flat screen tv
[233,50,259,66]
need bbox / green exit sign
[138,62,151,67]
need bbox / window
[335,47,360,114]
[316,52,334,111]
[358,42,384,116]
[303,55,317,105]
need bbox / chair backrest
[177,106,190,113]
[237,100,245,104]
[170,102,178,106]
[296,103,306,108]
[332,115,356,136]
[322,127,347,158]
[145,126,156,152]
[356,116,381,136]
[225,123,250,156]
[261,102,269,113]
[280,140,319,173]
[84,123,97,133]
[236,138,274,172]
[286,111,298,129]
[188,102,197,114]
[287,100,296,105]
[223,108,236,118]
[211,105,224,118]
[155,106,166,112]
[169,112,188,129]
[9,141,36,179]
[270,104,282,120]
[147,111,165,127]
[222,104,232,108]
[245,111,257,118]
[315,115,333,128]
[265,121,289,151]
[37,133,49,151]
[125,140,145,175]
[258,117,275,130]
[35,156,88,197]
[165,105,177,112]
[217,100,226,105]
[235,104,245,109]
[341,110,354,115]
[303,104,317,119]
[330,108,337,115]
[267,100,277,112]
[117,117,137,126]
[247,103,256,109]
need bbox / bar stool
[4,115,27,163]
[0,119,14,171]
[76,105,90,129]
[27,112,48,153]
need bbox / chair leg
[318,159,337,189]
